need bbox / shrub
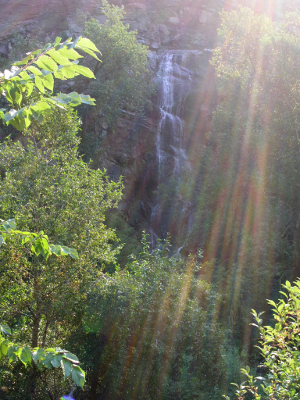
[224,279,300,399]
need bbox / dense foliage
[210,8,300,278]
[169,7,300,354]
[0,36,100,131]
[0,35,123,398]
[0,220,85,396]
[225,280,300,399]
[71,241,231,400]
[78,0,153,159]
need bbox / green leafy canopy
[0,219,79,260]
[0,222,84,388]
[0,323,85,388]
[0,36,101,131]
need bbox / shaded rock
[97,15,108,24]
[168,16,180,24]
[199,10,212,23]
[150,42,160,50]
[158,24,170,44]
[127,2,147,11]
[128,20,139,31]
[148,51,158,70]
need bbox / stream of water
[150,51,197,248]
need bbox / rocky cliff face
[1,0,300,250]
[89,2,221,248]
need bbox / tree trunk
[293,212,300,279]
[32,268,41,347]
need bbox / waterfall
[156,52,192,180]
[150,51,198,249]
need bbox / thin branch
[28,305,36,319]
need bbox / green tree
[72,239,229,400]
[0,37,123,398]
[0,111,122,349]
[79,1,152,155]
[0,220,85,397]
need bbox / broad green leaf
[31,242,41,256]
[31,101,53,122]
[52,92,93,107]
[61,358,72,378]
[71,365,85,388]
[40,237,50,251]
[0,235,4,246]
[32,101,52,113]
[35,55,57,72]
[35,75,45,93]
[57,47,82,60]
[68,247,79,259]
[78,93,96,105]
[54,37,72,51]
[32,110,44,123]
[32,237,51,259]
[9,115,26,131]
[0,324,11,335]
[50,244,68,256]
[73,65,95,79]
[47,49,70,66]
[22,235,33,245]
[49,244,61,255]
[78,46,101,61]
[4,109,18,122]
[7,345,19,362]
[51,354,62,368]
[54,37,62,45]
[63,352,79,364]
[27,66,44,76]
[20,347,32,366]
[26,82,34,97]
[19,71,31,81]
[6,83,22,106]
[57,245,78,257]
[2,219,16,231]
[0,340,9,358]
[67,36,81,49]
[53,69,67,80]
[8,84,22,107]
[32,348,46,363]
[59,65,77,79]
[77,37,101,54]
[43,353,54,369]
[55,93,75,104]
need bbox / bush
[224,279,300,399]
[72,239,231,400]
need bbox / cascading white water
[150,51,196,248]
[156,52,192,180]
